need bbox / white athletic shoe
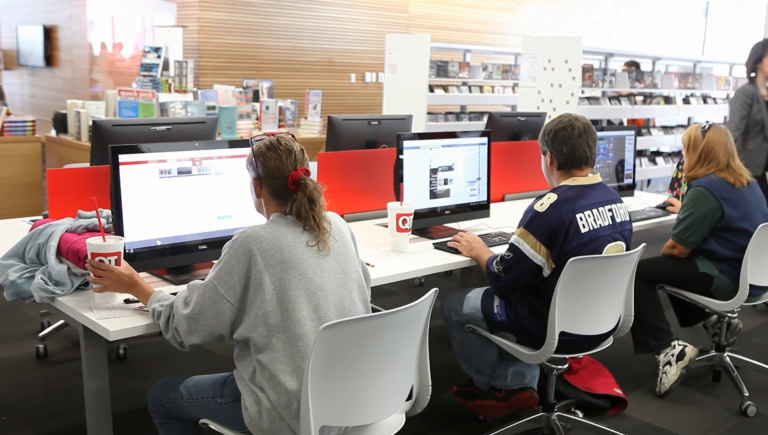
[656,340,698,397]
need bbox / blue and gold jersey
[480,174,633,348]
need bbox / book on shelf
[431,85,445,94]
[214,84,237,106]
[581,65,594,87]
[503,86,515,95]
[447,61,460,79]
[715,76,732,91]
[304,90,322,121]
[493,64,503,80]
[260,99,279,131]
[427,113,443,123]
[435,61,449,78]
[493,86,503,94]
[458,113,471,122]
[83,101,106,119]
[447,85,459,94]
[242,79,259,88]
[510,65,520,80]
[299,119,323,137]
[2,115,36,137]
[66,100,84,138]
[482,63,494,80]
[460,85,470,94]
[72,109,89,142]
[173,60,195,93]
[469,112,482,122]
[160,101,188,117]
[139,46,165,78]
[116,88,157,118]
[445,113,458,122]
[260,80,274,100]
[218,106,238,139]
[429,60,437,78]
[104,91,117,118]
[158,92,194,103]
[483,85,492,94]
[278,99,299,128]
[458,62,470,79]
[0,106,7,135]
[470,86,482,94]
[234,89,252,123]
[502,65,511,80]
[196,89,220,116]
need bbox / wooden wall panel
[0,0,90,133]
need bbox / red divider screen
[317,149,397,216]
[490,140,550,203]
[47,166,111,219]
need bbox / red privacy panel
[490,140,550,203]
[47,166,111,219]
[317,149,397,216]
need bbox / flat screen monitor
[484,112,547,143]
[326,115,413,152]
[110,139,266,284]
[397,130,491,239]
[91,117,218,166]
[16,25,50,67]
[594,126,637,197]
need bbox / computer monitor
[484,112,547,143]
[326,115,413,152]
[397,130,491,239]
[594,126,637,197]
[110,139,266,284]
[91,117,218,166]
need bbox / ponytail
[250,135,332,252]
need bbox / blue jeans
[441,288,539,391]
[148,373,250,435]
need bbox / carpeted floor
[2,227,768,435]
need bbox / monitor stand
[412,225,462,240]
[149,262,215,285]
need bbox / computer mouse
[654,202,672,210]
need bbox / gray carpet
[2,227,768,435]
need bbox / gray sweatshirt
[148,212,372,434]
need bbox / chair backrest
[300,288,438,435]
[740,223,768,303]
[547,246,644,343]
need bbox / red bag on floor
[540,355,628,417]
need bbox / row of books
[581,65,748,91]
[639,155,681,168]
[430,61,520,81]
[427,112,488,124]
[429,84,519,95]
[579,95,728,107]
[639,126,689,137]
[1,110,36,137]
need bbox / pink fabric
[29,219,102,270]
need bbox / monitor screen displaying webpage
[117,147,266,251]
[401,136,490,211]
[594,129,635,187]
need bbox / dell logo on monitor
[151,126,172,131]
[198,245,208,250]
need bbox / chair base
[694,346,764,417]
[486,407,627,435]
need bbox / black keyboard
[433,231,512,254]
[630,207,672,222]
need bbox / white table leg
[80,326,114,435]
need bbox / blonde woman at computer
[86,134,371,435]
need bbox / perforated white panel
[518,36,582,122]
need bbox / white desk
[0,190,673,435]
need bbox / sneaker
[452,378,483,403]
[656,340,699,397]
[467,387,539,419]
[703,315,743,346]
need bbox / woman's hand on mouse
[665,197,682,213]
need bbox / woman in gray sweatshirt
[86,135,372,435]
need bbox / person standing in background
[728,39,768,199]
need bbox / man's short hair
[623,60,641,70]
[538,113,597,172]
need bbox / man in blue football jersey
[442,113,633,418]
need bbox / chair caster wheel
[414,277,425,287]
[39,319,51,332]
[116,344,128,361]
[571,409,584,418]
[740,401,757,417]
[36,344,48,359]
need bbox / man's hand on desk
[86,260,156,306]
[448,232,495,272]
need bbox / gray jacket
[727,83,768,176]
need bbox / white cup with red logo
[86,236,125,305]
[387,202,415,253]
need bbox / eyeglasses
[700,123,714,139]
[248,133,296,175]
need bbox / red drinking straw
[92,197,107,242]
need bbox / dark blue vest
[689,175,768,295]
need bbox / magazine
[116,88,157,118]
[304,90,322,121]
[139,46,165,78]
[581,65,594,87]
[260,99,279,131]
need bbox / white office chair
[659,223,768,417]
[200,288,438,435]
[466,245,645,435]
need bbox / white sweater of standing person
[147,212,372,435]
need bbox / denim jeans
[441,288,539,391]
[148,372,250,435]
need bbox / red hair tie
[287,167,311,193]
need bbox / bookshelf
[0,135,44,219]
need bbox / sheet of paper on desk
[91,305,148,320]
